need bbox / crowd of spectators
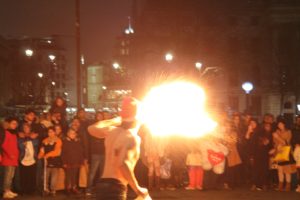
[0,96,300,199]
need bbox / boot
[155,176,160,190]
[148,176,154,190]
[285,182,291,192]
[278,182,284,191]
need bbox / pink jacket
[1,130,19,166]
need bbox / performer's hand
[136,187,151,200]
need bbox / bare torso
[101,127,140,185]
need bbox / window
[251,65,261,86]
[229,96,239,111]
[229,69,239,87]
[251,95,261,115]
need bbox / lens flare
[137,81,217,138]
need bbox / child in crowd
[18,123,39,195]
[185,145,203,190]
[160,156,172,190]
[38,127,62,196]
[293,142,300,192]
[0,117,19,199]
[54,124,64,139]
[61,128,85,195]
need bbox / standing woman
[223,121,242,189]
[252,122,273,190]
[38,127,62,196]
[18,123,39,194]
[272,119,296,191]
[245,119,259,190]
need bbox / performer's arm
[118,137,148,197]
[88,117,121,139]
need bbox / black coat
[61,137,84,167]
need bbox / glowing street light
[49,54,56,61]
[37,72,44,78]
[25,49,33,57]
[195,62,203,70]
[51,81,56,86]
[112,62,120,70]
[242,82,254,94]
[165,53,173,62]
[102,86,107,90]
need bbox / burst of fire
[137,81,218,138]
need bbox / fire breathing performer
[88,97,151,200]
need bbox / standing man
[88,97,151,200]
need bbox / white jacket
[293,146,300,167]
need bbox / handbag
[273,146,291,162]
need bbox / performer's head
[120,97,139,129]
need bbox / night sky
[0,0,132,63]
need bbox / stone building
[0,36,69,106]
[125,0,300,118]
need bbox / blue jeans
[3,166,16,191]
[87,154,105,191]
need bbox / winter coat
[1,130,19,166]
[61,137,84,168]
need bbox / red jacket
[1,130,19,166]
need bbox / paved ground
[14,188,300,200]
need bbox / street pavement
[15,188,300,200]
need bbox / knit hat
[120,97,139,122]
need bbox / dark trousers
[96,178,127,200]
[254,160,268,188]
[64,167,79,189]
[87,154,105,191]
[298,168,300,185]
[20,164,37,194]
[225,165,241,188]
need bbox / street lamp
[242,82,254,94]
[165,53,173,63]
[195,62,203,71]
[48,54,56,61]
[242,82,254,113]
[25,49,33,57]
[112,62,120,70]
[37,72,44,78]
[51,81,56,86]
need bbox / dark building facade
[124,0,300,117]
[0,36,68,106]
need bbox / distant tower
[124,16,134,35]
